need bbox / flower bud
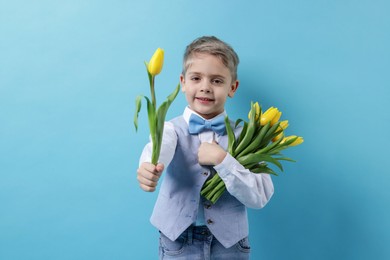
[147,48,164,76]
[248,102,261,120]
[290,136,304,146]
[271,111,282,125]
[281,135,304,146]
[260,107,279,126]
[279,120,289,130]
[272,121,288,142]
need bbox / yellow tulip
[272,120,289,142]
[147,48,164,76]
[272,132,283,142]
[271,111,282,125]
[260,107,279,126]
[279,120,289,130]
[248,102,261,120]
[281,135,304,146]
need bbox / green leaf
[234,106,257,155]
[167,83,181,102]
[238,153,284,172]
[236,122,270,158]
[275,156,296,163]
[134,95,143,131]
[235,121,248,152]
[262,134,285,154]
[250,165,278,175]
[224,116,235,154]
[235,118,244,128]
[144,96,156,134]
[144,96,157,164]
[284,136,299,146]
[257,122,271,142]
[259,122,280,147]
[151,83,180,164]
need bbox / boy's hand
[198,141,227,166]
[137,162,164,192]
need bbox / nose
[200,81,212,93]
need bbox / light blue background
[1,1,389,259]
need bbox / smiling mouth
[196,97,215,102]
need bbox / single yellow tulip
[290,136,304,146]
[272,132,283,142]
[279,120,289,130]
[271,111,282,125]
[248,102,261,120]
[281,135,304,146]
[148,48,164,76]
[260,107,279,126]
[272,121,288,142]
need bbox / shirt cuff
[214,153,242,178]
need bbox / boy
[137,36,274,259]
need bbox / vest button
[204,203,211,209]
[207,219,214,224]
[202,172,208,176]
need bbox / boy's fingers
[141,162,164,175]
[137,168,160,182]
[139,183,157,192]
[141,162,157,172]
[137,173,158,186]
[137,162,164,192]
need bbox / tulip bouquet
[201,102,304,204]
[134,48,180,165]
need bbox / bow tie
[188,113,226,135]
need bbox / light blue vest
[150,116,248,248]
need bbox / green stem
[149,75,158,165]
[150,76,156,109]
[210,184,226,204]
[151,129,158,165]
[205,179,225,201]
[201,174,221,196]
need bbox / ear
[228,80,239,98]
[180,74,186,92]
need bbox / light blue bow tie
[188,113,226,135]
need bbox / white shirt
[139,107,274,209]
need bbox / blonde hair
[182,36,240,81]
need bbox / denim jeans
[159,225,250,260]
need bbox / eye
[191,76,201,81]
[212,78,224,84]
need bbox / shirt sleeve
[139,121,177,167]
[214,153,274,209]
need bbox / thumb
[155,163,165,174]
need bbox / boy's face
[180,53,239,119]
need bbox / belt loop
[187,226,193,245]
